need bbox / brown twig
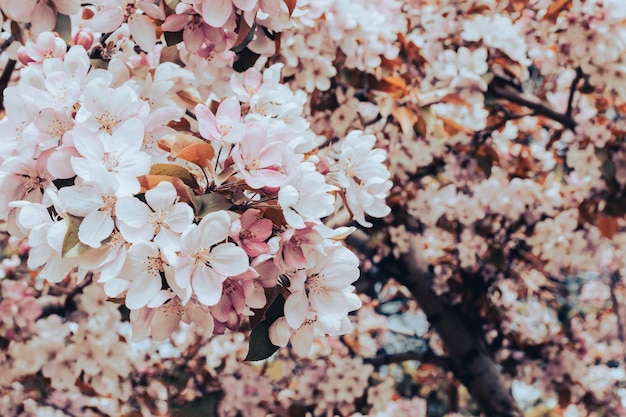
[566,68,584,118]
[609,272,625,344]
[0,59,17,111]
[491,77,577,131]
[364,351,451,369]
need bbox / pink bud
[16,46,33,66]
[73,30,94,50]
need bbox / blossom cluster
[2,0,626,415]
[0,23,391,355]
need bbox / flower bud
[73,30,94,50]
[16,46,33,65]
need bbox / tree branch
[610,272,624,344]
[364,351,451,369]
[566,68,583,118]
[348,230,524,417]
[491,77,576,131]
[0,59,16,111]
[400,237,524,417]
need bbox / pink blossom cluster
[0,261,433,416]
[0,28,392,356]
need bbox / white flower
[278,162,336,228]
[175,211,249,306]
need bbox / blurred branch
[0,59,16,111]
[566,68,583,118]
[364,351,451,369]
[347,230,524,417]
[491,75,576,131]
[39,274,93,319]
[610,272,624,344]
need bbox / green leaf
[233,49,261,73]
[171,394,219,417]
[249,287,280,329]
[62,214,82,257]
[150,163,199,189]
[245,294,285,361]
[164,30,184,47]
[54,14,72,44]
[231,21,257,54]
[477,154,493,178]
[601,159,616,181]
[193,193,232,218]
[89,58,108,70]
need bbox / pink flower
[199,0,234,28]
[88,0,164,51]
[195,97,245,144]
[279,225,324,270]
[17,32,67,66]
[210,278,246,330]
[232,122,289,189]
[283,246,361,329]
[0,152,52,218]
[230,67,263,102]
[231,209,272,256]
[162,3,232,53]
[175,211,249,306]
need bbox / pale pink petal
[216,98,241,132]
[47,147,79,179]
[268,317,290,347]
[284,291,308,329]
[31,2,56,34]
[291,322,314,356]
[89,7,125,33]
[310,290,351,317]
[202,0,232,27]
[209,243,249,276]
[128,14,157,51]
[183,24,204,53]
[192,265,224,306]
[185,302,215,334]
[162,14,189,32]
[126,274,162,309]
[195,104,219,140]
[196,211,231,247]
[151,302,182,340]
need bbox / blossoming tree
[0,0,625,416]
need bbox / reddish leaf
[598,214,618,239]
[283,0,297,16]
[172,142,215,169]
[150,163,199,189]
[138,175,194,203]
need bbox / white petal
[78,211,114,248]
[192,265,224,306]
[209,243,249,277]
[129,14,156,51]
[126,274,162,309]
[115,196,151,228]
[145,181,176,212]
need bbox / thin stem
[0,59,17,111]
[610,272,624,344]
[566,67,583,118]
[491,77,577,131]
[364,351,451,369]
